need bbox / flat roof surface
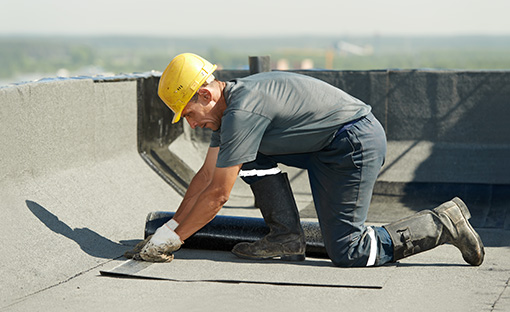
[2,77,509,312]
[4,226,510,312]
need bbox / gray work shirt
[210,71,371,168]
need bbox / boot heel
[281,254,306,261]
[452,197,471,220]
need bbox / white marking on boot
[239,168,281,177]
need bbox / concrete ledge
[380,140,510,184]
[0,77,180,304]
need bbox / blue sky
[2,0,510,37]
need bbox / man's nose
[186,117,197,129]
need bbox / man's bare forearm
[174,185,227,240]
[175,164,242,241]
[172,147,219,223]
[172,169,212,223]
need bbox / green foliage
[1,35,510,84]
[0,38,96,79]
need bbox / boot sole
[451,197,485,266]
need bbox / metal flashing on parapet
[91,71,161,83]
[0,71,163,89]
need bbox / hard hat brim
[172,110,182,124]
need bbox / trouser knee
[329,248,369,268]
[325,226,394,267]
[323,234,369,267]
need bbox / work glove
[139,220,183,262]
[124,219,179,262]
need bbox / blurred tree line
[2,35,510,83]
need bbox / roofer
[127,53,484,267]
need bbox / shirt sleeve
[216,110,271,168]
[210,129,220,148]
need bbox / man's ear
[197,88,211,101]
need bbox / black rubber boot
[232,173,306,261]
[383,197,484,266]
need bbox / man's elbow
[208,187,230,211]
[216,191,230,208]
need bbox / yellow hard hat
[158,53,217,123]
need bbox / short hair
[189,74,216,103]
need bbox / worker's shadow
[26,200,136,259]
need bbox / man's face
[181,97,221,131]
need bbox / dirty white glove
[125,219,180,260]
[139,222,182,262]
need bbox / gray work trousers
[240,113,394,267]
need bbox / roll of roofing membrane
[144,212,328,258]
